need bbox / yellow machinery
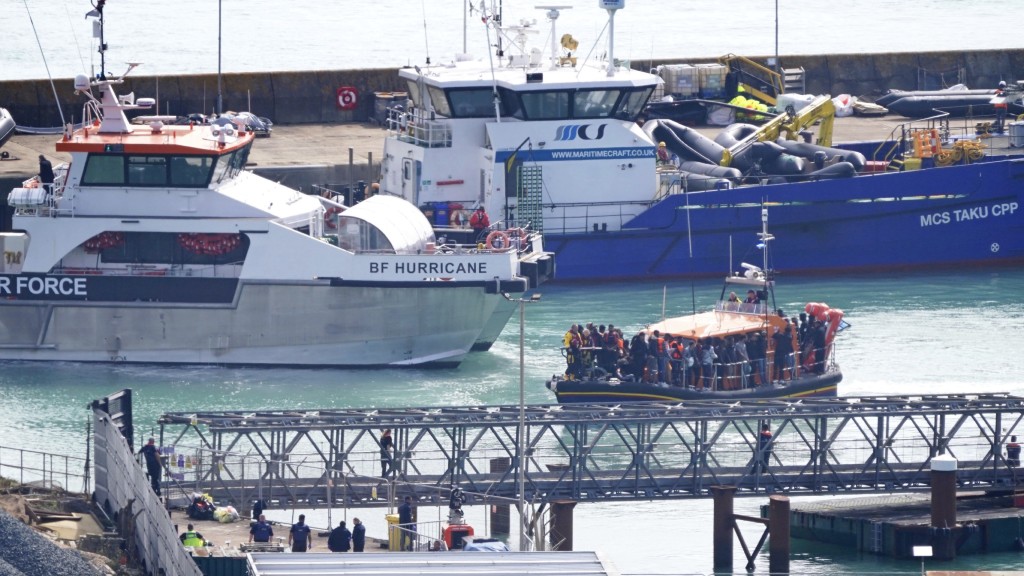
[720,94,836,167]
[719,54,784,105]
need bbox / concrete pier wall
[3,49,1022,127]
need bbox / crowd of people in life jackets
[561,311,832,390]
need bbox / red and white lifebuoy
[336,87,359,111]
[485,230,510,250]
[508,227,527,243]
[451,209,470,228]
[324,206,344,229]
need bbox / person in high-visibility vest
[180,524,205,547]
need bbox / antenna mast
[86,0,108,78]
[536,6,572,70]
[600,0,625,77]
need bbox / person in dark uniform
[249,514,273,543]
[352,518,366,552]
[327,520,352,552]
[38,155,54,187]
[757,423,773,473]
[1007,435,1021,468]
[994,81,1009,134]
[289,514,312,552]
[398,496,415,551]
[139,438,162,496]
[380,429,394,477]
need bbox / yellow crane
[720,94,835,167]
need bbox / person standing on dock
[249,514,273,544]
[399,496,415,551]
[380,429,394,478]
[352,518,366,552]
[1007,436,1021,468]
[289,514,312,552]
[139,438,163,496]
[328,520,352,552]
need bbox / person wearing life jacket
[1007,435,1021,468]
[180,524,206,548]
[994,80,1008,134]
[563,324,582,380]
[669,340,684,386]
[469,207,490,240]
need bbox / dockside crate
[656,64,699,98]
[696,63,728,99]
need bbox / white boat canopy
[336,194,436,254]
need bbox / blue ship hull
[545,156,1024,281]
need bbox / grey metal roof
[247,551,620,576]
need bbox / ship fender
[677,161,742,180]
[764,152,806,175]
[646,119,725,165]
[886,94,1002,118]
[876,88,994,108]
[774,139,867,171]
[714,123,764,171]
[804,161,857,180]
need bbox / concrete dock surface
[0,113,984,185]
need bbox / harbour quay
[778,490,1024,560]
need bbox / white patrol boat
[0,61,550,366]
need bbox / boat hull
[0,278,507,366]
[547,371,841,404]
[545,157,1024,281]
[0,108,14,149]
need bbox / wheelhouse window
[426,86,452,117]
[617,87,654,121]
[447,88,500,117]
[520,90,570,120]
[211,144,252,184]
[574,89,622,118]
[82,155,125,185]
[128,156,168,186]
[82,153,216,187]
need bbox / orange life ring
[485,230,510,250]
[508,227,527,242]
[324,206,344,229]
[451,209,469,228]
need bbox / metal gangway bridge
[154,394,1024,512]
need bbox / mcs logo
[554,124,607,141]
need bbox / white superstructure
[1,65,550,366]
[379,2,660,236]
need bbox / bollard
[711,485,736,572]
[930,454,958,560]
[489,457,511,534]
[768,494,790,575]
[549,499,577,550]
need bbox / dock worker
[139,438,163,496]
[469,207,490,240]
[1007,435,1021,468]
[399,496,416,551]
[328,520,352,552]
[994,81,1008,134]
[352,518,366,552]
[656,141,671,165]
[289,514,312,552]
[249,514,273,543]
[180,524,205,548]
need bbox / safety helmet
[658,141,666,147]
[999,80,1007,88]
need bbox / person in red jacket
[469,207,490,240]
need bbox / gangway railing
[154,394,1024,512]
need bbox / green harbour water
[1,268,1023,573]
